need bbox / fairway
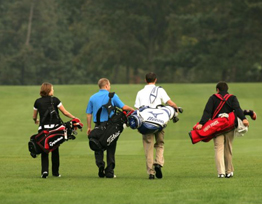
[0,83,261,204]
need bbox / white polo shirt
[134,85,170,109]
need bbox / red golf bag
[189,93,236,144]
[189,112,236,144]
[28,118,83,156]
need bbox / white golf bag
[128,105,179,134]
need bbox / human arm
[122,105,134,112]
[112,94,134,111]
[58,104,76,119]
[196,96,214,130]
[231,96,249,127]
[87,113,92,135]
[166,99,178,109]
[33,109,39,124]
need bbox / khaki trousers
[142,130,165,175]
[213,130,234,175]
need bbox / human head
[216,81,228,92]
[145,72,157,84]
[40,82,54,96]
[98,78,111,91]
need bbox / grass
[0,83,261,204]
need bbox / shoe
[98,166,105,178]
[149,174,155,179]
[155,164,163,179]
[53,174,61,177]
[106,175,116,178]
[218,174,225,178]
[41,171,48,178]
[226,172,233,178]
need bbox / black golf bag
[28,118,83,157]
[88,92,129,151]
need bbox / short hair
[40,82,53,97]
[98,78,110,88]
[216,81,228,92]
[145,72,157,83]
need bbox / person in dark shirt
[196,81,249,178]
[33,82,77,178]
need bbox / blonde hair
[98,78,110,89]
[40,82,53,96]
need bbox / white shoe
[226,172,233,178]
[41,171,48,178]
[218,174,225,178]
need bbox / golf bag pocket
[28,125,66,154]
[44,132,66,151]
[88,110,126,151]
[28,134,43,155]
[88,125,106,151]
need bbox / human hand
[242,119,249,127]
[34,119,39,125]
[87,128,92,136]
[196,124,203,130]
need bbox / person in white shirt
[134,72,179,179]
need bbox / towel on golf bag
[28,118,83,155]
[189,112,236,144]
[128,105,178,134]
[88,108,128,151]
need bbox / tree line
[0,0,262,85]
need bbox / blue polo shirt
[86,89,125,123]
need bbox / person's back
[86,78,134,178]
[135,85,170,108]
[134,72,180,179]
[196,81,249,178]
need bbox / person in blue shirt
[86,78,134,178]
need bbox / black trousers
[38,126,60,176]
[94,122,117,177]
[41,147,60,176]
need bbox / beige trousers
[213,130,234,175]
[142,130,165,175]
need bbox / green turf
[0,83,261,204]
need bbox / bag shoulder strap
[149,86,162,104]
[212,94,232,119]
[40,97,63,126]
[96,92,115,125]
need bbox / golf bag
[188,94,234,144]
[88,93,129,151]
[28,118,83,156]
[189,112,236,144]
[127,105,181,135]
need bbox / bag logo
[147,111,164,124]
[107,131,121,146]
[203,120,219,132]
[148,111,163,118]
[49,136,64,147]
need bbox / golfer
[86,78,134,178]
[33,82,77,178]
[134,72,179,179]
[196,81,249,178]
